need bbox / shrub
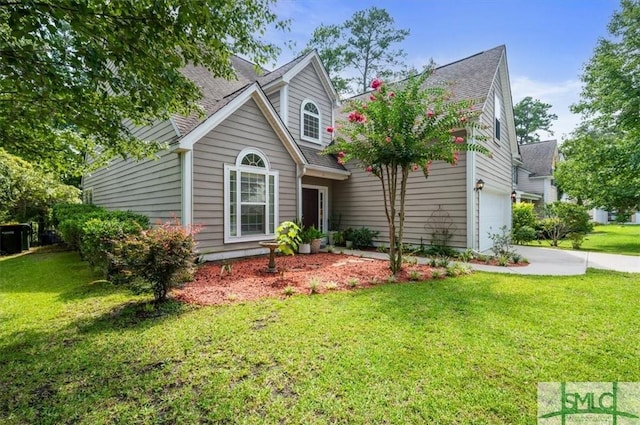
[56,206,149,251]
[512,225,537,245]
[458,248,474,262]
[112,222,199,302]
[488,226,517,258]
[540,202,593,245]
[568,232,586,249]
[80,218,142,278]
[350,227,379,249]
[52,203,101,226]
[275,221,301,255]
[512,202,537,229]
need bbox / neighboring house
[513,139,559,209]
[590,209,640,224]
[83,45,518,258]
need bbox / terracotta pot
[310,238,322,254]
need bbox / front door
[302,188,319,229]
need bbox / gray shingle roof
[340,45,505,114]
[298,145,347,171]
[172,53,313,136]
[519,140,558,177]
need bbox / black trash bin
[19,223,31,251]
[0,224,24,255]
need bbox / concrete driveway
[468,245,640,275]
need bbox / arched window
[301,99,321,143]
[224,149,278,241]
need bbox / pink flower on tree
[453,151,460,165]
[385,136,392,143]
[426,110,435,118]
[369,95,376,101]
[337,158,344,165]
[366,165,373,172]
[348,111,366,123]
[326,126,334,133]
[338,151,345,158]
[455,136,464,144]
[412,164,419,171]
[389,91,395,98]
[371,78,382,90]
[459,116,467,123]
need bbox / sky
[266,0,621,141]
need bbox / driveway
[468,245,640,275]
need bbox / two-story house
[83,45,518,258]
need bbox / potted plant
[327,213,342,245]
[332,231,344,247]
[298,226,313,254]
[307,226,325,254]
[343,228,354,249]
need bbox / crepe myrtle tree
[324,72,488,274]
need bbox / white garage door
[479,191,510,252]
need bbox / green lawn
[530,224,640,256]
[1,249,639,424]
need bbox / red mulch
[173,252,438,305]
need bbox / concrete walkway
[339,245,640,276]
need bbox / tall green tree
[560,0,640,218]
[324,74,487,273]
[555,129,640,218]
[572,0,640,137]
[0,0,286,177]
[0,148,80,224]
[303,7,409,95]
[300,24,350,94]
[513,96,558,144]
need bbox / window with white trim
[83,188,93,204]
[225,149,278,242]
[301,99,321,143]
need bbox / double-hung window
[224,149,278,242]
[301,100,321,143]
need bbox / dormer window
[301,99,321,143]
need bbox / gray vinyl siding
[475,70,514,195]
[288,64,333,148]
[192,98,297,254]
[267,90,280,115]
[332,155,468,249]
[517,168,544,195]
[82,119,182,223]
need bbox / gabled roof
[343,45,505,110]
[426,45,505,106]
[519,140,558,177]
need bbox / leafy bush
[488,226,517,258]
[540,202,593,246]
[350,227,379,249]
[56,206,149,251]
[52,203,101,226]
[275,221,301,255]
[112,222,199,302]
[568,232,586,249]
[80,218,142,278]
[512,225,537,245]
[512,202,538,244]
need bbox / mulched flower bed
[173,252,438,305]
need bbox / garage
[479,190,511,252]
